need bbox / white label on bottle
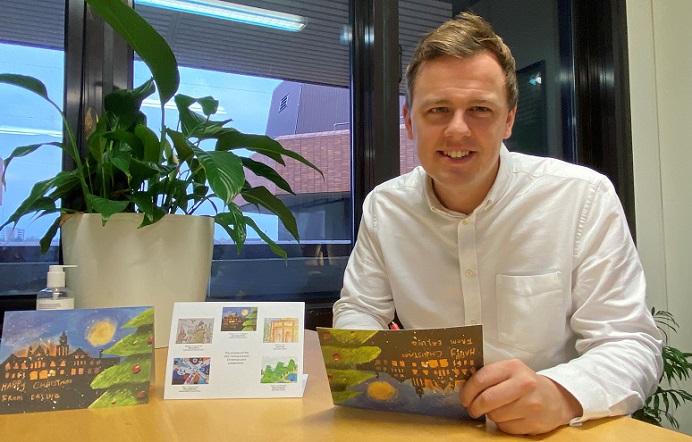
[36,298,75,310]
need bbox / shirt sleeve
[332,193,393,330]
[537,177,663,422]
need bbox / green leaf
[122,157,173,194]
[49,170,83,199]
[40,217,62,255]
[85,0,179,104]
[216,131,323,178]
[0,177,60,230]
[243,216,287,260]
[110,153,132,177]
[166,128,194,163]
[174,94,195,110]
[174,94,221,117]
[1,142,67,187]
[242,185,299,241]
[128,192,155,218]
[192,147,245,205]
[104,79,156,129]
[103,129,144,158]
[86,116,109,164]
[139,206,166,227]
[135,124,162,163]
[0,73,49,98]
[241,157,294,194]
[27,197,57,213]
[216,131,285,164]
[86,194,130,223]
[175,96,231,139]
[198,96,220,116]
[215,204,247,252]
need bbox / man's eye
[429,107,448,113]
[471,106,491,112]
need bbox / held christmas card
[163,301,305,399]
[0,306,154,414]
[317,325,483,419]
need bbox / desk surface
[0,330,688,441]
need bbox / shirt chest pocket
[496,272,565,353]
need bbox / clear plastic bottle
[36,265,77,310]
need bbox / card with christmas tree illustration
[0,306,154,415]
[164,301,305,399]
[317,325,483,419]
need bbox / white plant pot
[61,213,214,347]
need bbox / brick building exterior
[248,125,419,195]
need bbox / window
[0,0,63,300]
[469,0,573,161]
[0,0,634,330]
[399,1,453,174]
[134,0,352,309]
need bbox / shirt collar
[424,143,513,216]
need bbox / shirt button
[465,269,474,277]
[462,218,470,225]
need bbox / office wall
[628,0,692,435]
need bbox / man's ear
[403,103,414,140]
[503,104,518,139]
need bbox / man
[332,12,662,435]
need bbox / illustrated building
[267,319,299,343]
[1,331,119,382]
[357,331,481,397]
[221,313,245,330]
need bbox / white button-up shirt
[333,146,662,423]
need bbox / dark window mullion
[63,0,133,163]
[350,0,400,237]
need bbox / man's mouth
[442,150,471,159]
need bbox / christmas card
[163,301,305,399]
[317,325,483,419]
[0,306,154,414]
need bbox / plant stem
[61,117,92,211]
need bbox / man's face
[403,53,516,213]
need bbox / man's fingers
[484,399,527,423]
[460,361,518,411]
[464,374,529,418]
[460,360,525,407]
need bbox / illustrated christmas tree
[242,308,257,331]
[89,307,154,407]
[319,329,381,403]
[260,358,298,383]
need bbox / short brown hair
[405,12,517,110]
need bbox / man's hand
[460,359,583,435]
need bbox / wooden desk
[0,330,688,441]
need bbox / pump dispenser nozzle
[37,265,77,310]
[46,265,77,289]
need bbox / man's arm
[333,196,394,329]
[537,178,662,421]
[462,177,662,434]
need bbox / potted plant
[0,0,321,345]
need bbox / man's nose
[444,111,470,138]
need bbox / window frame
[0,0,633,309]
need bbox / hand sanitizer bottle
[36,265,77,310]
